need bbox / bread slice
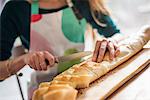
[33,84,77,100]
[53,65,97,88]
[43,84,77,100]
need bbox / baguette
[32,26,150,100]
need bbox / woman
[0,0,121,80]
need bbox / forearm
[0,54,26,81]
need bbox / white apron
[29,4,98,73]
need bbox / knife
[45,51,92,65]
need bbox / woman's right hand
[24,51,55,71]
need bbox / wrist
[5,60,13,77]
[9,55,26,75]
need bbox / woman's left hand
[92,39,120,63]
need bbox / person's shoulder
[5,0,30,6]
[4,0,30,12]
[1,0,31,20]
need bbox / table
[109,64,150,100]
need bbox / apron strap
[31,0,39,15]
[66,0,83,21]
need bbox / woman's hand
[92,39,120,63]
[24,51,55,71]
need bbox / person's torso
[30,2,88,56]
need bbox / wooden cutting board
[77,48,150,100]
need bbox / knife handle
[45,58,58,65]
[45,59,49,65]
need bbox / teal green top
[72,0,120,37]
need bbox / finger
[29,57,36,70]
[44,51,55,67]
[112,41,120,57]
[97,40,107,63]
[33,53,42,71]
[113,42,118,50]
[115,48,120,57]
[30,55,37,70]
[54,57,59,63]
[38,52,47,71]
[108,39,118,51]
[92,41,101,62]
[107,42,115,60]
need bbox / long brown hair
[89,0,109,27]
[89,0,109,15]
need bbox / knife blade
[57,51,92,63]
[45,51,92,65]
